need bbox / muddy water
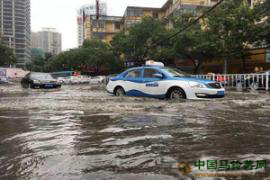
[1,85,270,180]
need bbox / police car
[106,61,225,100]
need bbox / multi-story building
[123,0,219,30]
[77,3,107,46]
[0,0,31,67]
[31,28,62,55]
[123,7,160,31]
[84,15,122,43]
[79,0,222,44]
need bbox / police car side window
[126,70,141,78]
[144,69,159,78]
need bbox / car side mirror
[153,73,163,79]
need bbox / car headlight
[33,80,41,84]
[189,81,207,88]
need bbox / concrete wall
[0,68,29,78]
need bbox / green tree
[45,39,124,74]
[253,0,270,47]
[111,17,171,65]
[27,51,52,72]
[172,13,221,73]
[0,42,16,66]
[207,0,261,73]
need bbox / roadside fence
[192,72,270,90]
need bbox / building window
[92,32,105,40]
[115,22,121,29]
[92,20,105,28]
[127,8,143,17]
[153,12,159,18]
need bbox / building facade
[83,15,122,43]
[80,0,259,44]
[77,3,107,46]
[0,0,31,67]
[31,28,62,55]
[123,7,160,31]
[123,0,219,30]
[79,0,220,45]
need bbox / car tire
[169,87,186,100]
[236,82,243,89]
[250,82,259,90]
[115,87,125,96]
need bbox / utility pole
[96,0,99,20]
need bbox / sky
[31,0,167,51]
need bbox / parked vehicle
[106,61,225,100]
[105,74,118,85]
[233,71,270,90]
[0,77,9,84]
[21,72,61,89]
[89,76,105,84]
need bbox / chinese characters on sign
[194,159,267,170]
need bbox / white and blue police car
[106,61,225,100]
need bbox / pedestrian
[254,67,259,73]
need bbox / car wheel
[169,87,186,100]
[236,82,243,89]
[115,87,125,96]
[250,82,259,90]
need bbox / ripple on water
[1,86,270,179]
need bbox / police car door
[142,68,166,97]
[124,69,144,96]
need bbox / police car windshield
[162,67,190,77]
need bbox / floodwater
[0,84,270,180]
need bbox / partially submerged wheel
[169,87,186,100]
[236,81,242,88]
[115,87,125,96]
[250,82,259,90]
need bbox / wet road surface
[1,84,270,179]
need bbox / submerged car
[106,61,225,100]
[89,76,105,84]
[0,77,9,84]
[21,72,61,89]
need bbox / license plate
[45,84,54,88]
[217,91,225,95]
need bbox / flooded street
[1,84,270,180]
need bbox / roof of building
[161,0,173,10]
[125,6,161,10]
[90,15,122,21]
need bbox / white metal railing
[192,72,270,90]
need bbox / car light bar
[145,60,164,67]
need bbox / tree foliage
[173,13,222,73]
[0,42,16,66]
[27,52,52,72]
[207,0,261,58]
[39,39,124,74]
[253,0,270,46]
[111,0,268,73]
[111,17,173,65]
